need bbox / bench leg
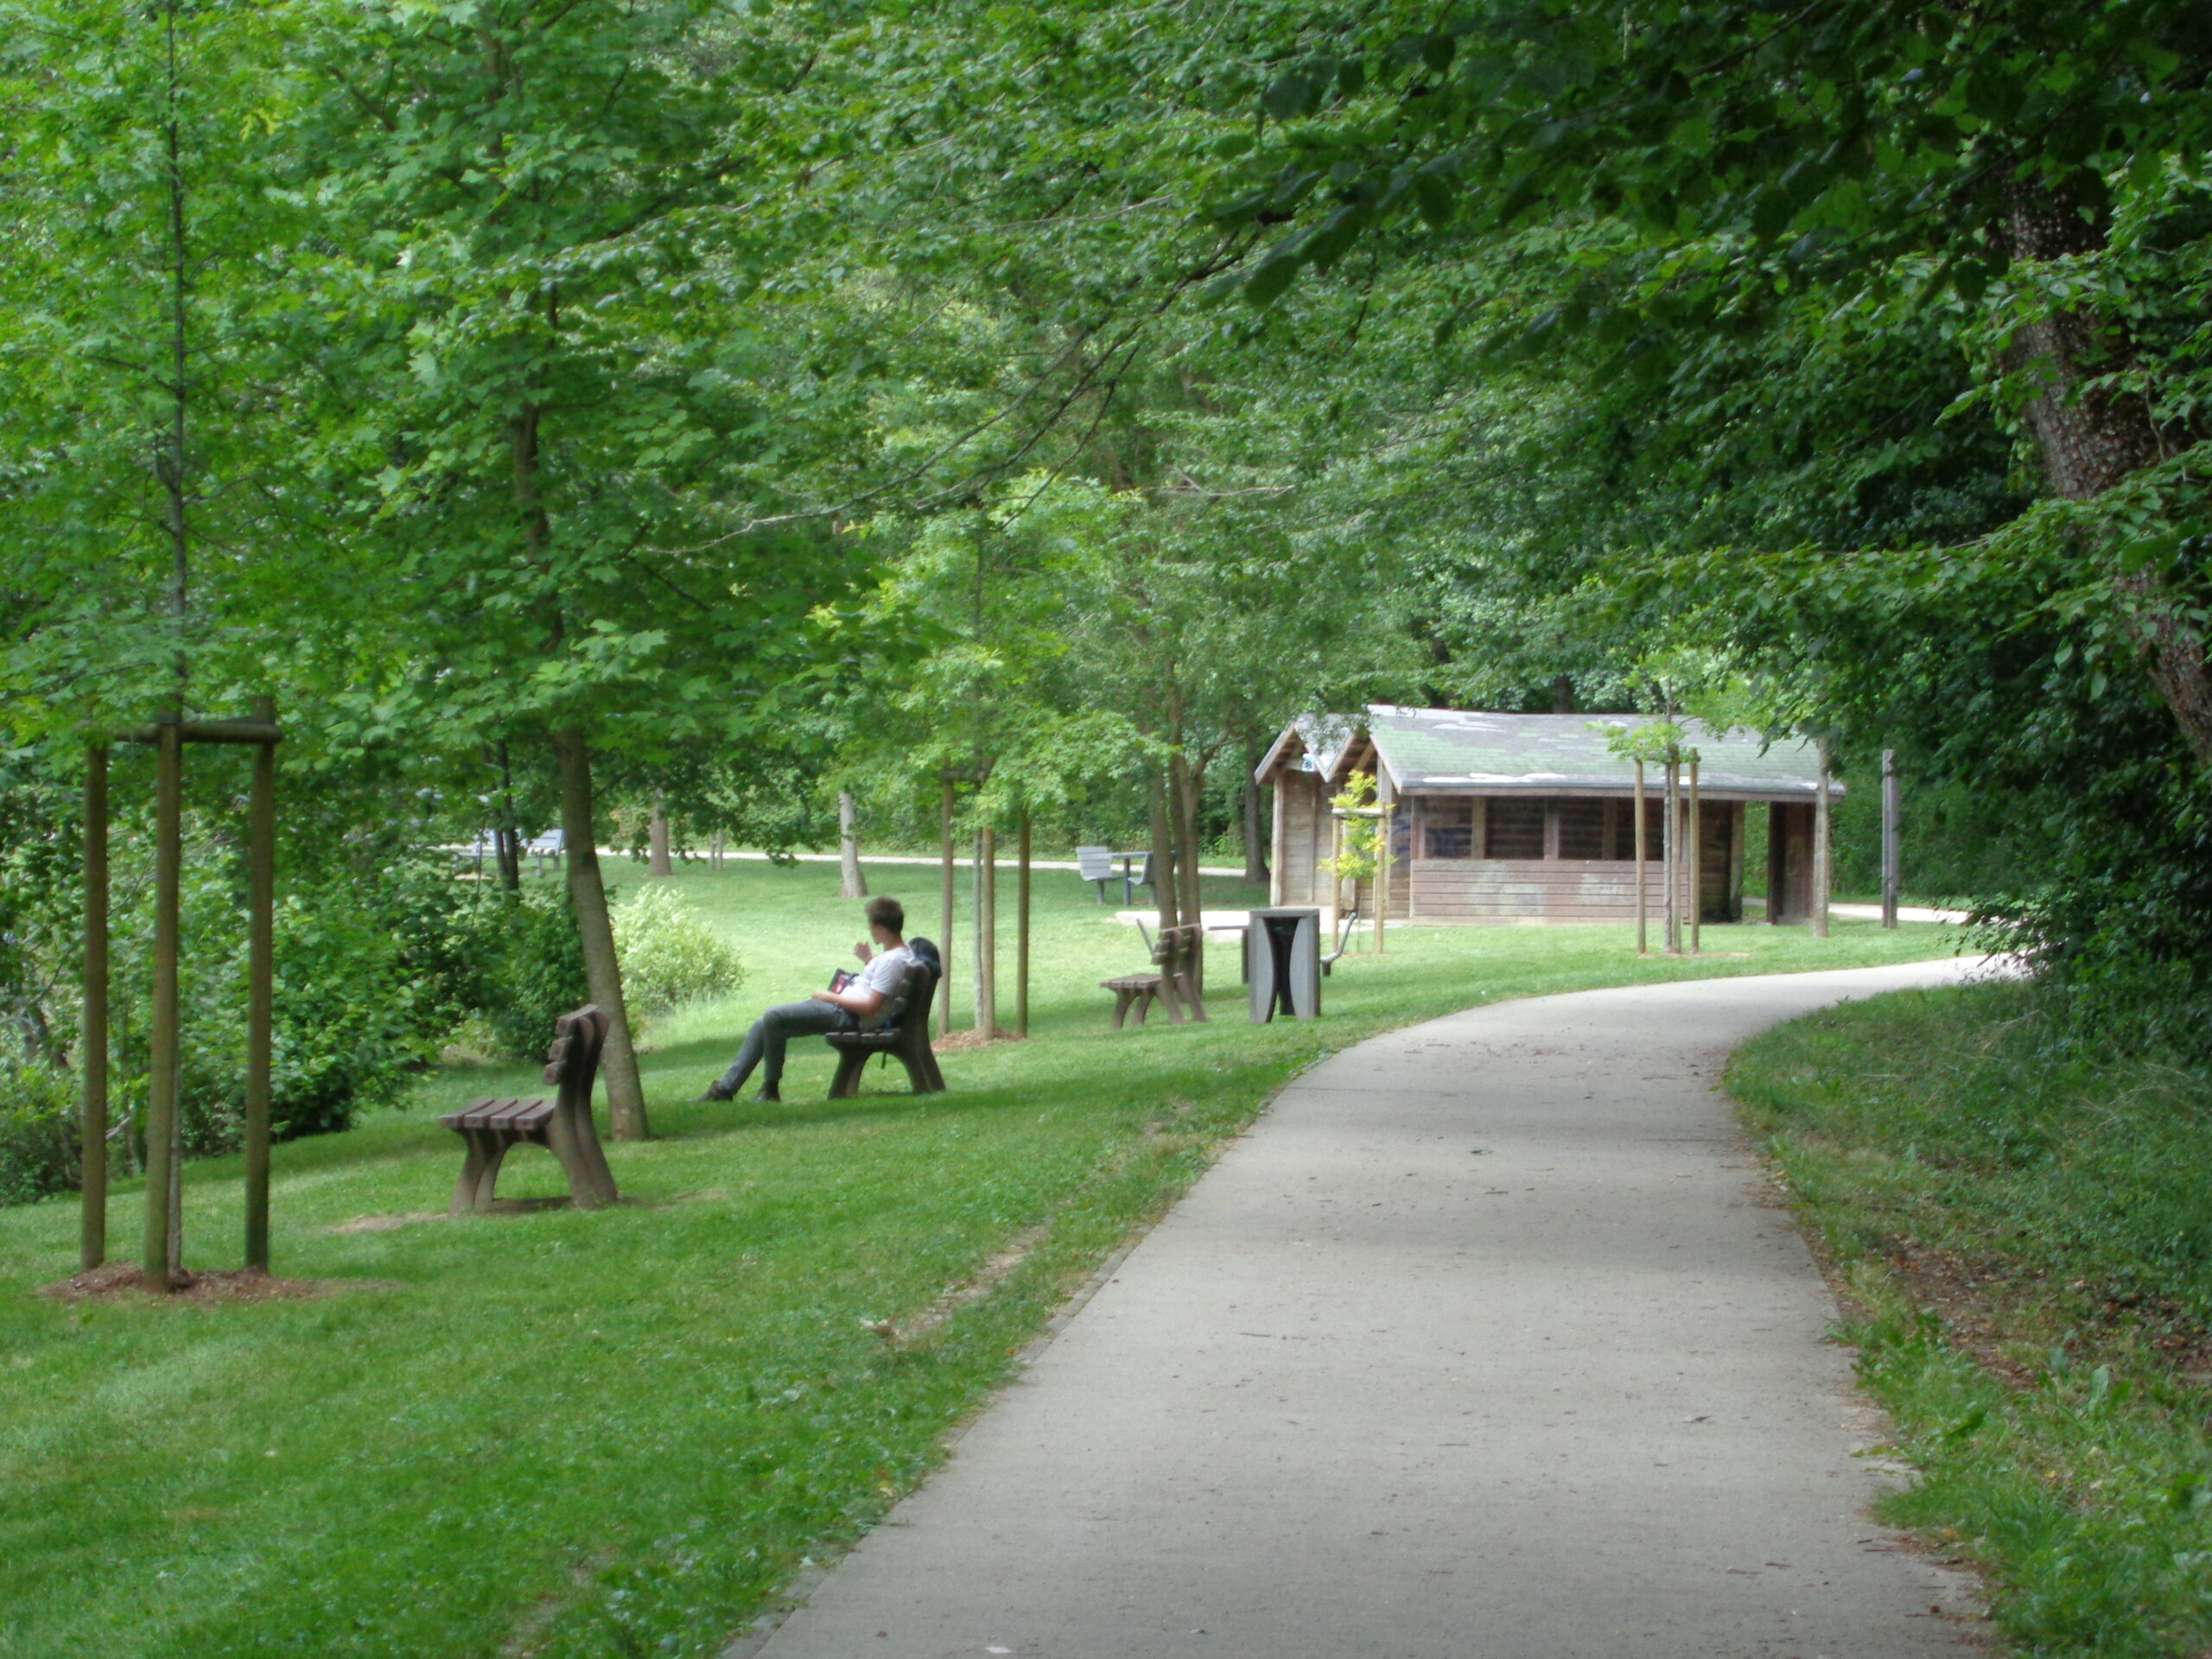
[452,1132,511,1214]
[895,1038,944,1095]
[1109,987,1135,1031]
[544,1108,609,1210]
[1158,974,1185,1025]
[449,1132,492,1217]
[828,1048,868,1100]
[569,1104,619,1207]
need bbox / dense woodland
[7,0,2212,1189]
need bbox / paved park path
[746,960,1993,1659]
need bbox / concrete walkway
[746,961,1991,1659]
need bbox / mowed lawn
[0,856,1962,1658]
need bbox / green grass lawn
[1731,982,2212,1658]
[0,857,1958,1659]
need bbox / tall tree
[281,0,864,1137]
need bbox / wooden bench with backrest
[826,958,945,1098]
[441,1004,619,1214]
[1101,922,1207,1028]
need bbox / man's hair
[866,896,905,935]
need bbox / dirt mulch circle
[37,1262,400,1303]
[931,1028,1027,1053]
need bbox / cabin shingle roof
[1268,707,1837,800]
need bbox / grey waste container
[1248,907,1321,1022]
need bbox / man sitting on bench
[700,896,914,1103]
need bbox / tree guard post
[143,719,184,1291]
[978,819,997,1038]
[245,696,277,1271]
[1015,811,1032,1039]
[1812,741,1833,939]
[938,777,956,1039]
[102,706,285,1288]
[81,745,110,1271]
[1880,748,1900,929]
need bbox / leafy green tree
[276,0,871,1135]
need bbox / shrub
[467,886,591,1059]
[0,1046,78,1208]
[612,883,744,1016]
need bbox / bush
[467,886,591,1060]
[0,1047,78,1208]
[612,883,744,1016]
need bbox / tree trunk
[494,742,523,893]
[553,728,649,1141]
[1551,673,1575,714]
[837,789,867,898]
[1147,766,1179,931]
[647,794,672,877]
[1169,747,1205,930]
[2004,181,2212,763]
[1241,739,1269,886]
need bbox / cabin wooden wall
[1400,795,1745,925]
[1768,801,1816,923]
[1274,770,1329,906]
[1268,775,1759,923]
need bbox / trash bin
[1248,907,1321,1022]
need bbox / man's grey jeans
[715,1000,855,1096]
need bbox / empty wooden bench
[441,1004,619,1214]
[827,960,946,1098]
[1101,923,1207,1029]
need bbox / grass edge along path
[1730,980,2212,1659]
[1,860,1959,1659]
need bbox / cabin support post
[81,745,110,1271]
[1688,758,1701,955]
[1633,760,1648,956]
[1373,803,1391,955]
[1880,749,1900,929]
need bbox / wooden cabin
[1255,707,1839,925]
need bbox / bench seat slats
[442,1096,556,1132]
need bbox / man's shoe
[697,1081,734,1103]
[754,1087,782,1104]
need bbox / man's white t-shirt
[855,945,915,1029]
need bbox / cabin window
[1484,798,1546,860]
[1556,800,1611,860]
[1423,798,1473,859]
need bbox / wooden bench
[1102,973,1162,1029]
[1102,923,1207,1028]
[440,1005,619,1214]
[826,960,946,1098]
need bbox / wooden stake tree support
[1812,740,1833,939]
[82,702,283,1288]
[1880,748,1900,929]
